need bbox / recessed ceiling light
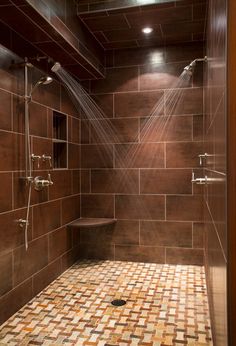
[142,27,153,34]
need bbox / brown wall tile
[140,115,192,143]
[166,142,203,168]
[49,170,72,200]
[0,208,32,254]
[140,220,192,247]
[49,227,72,261]
[33,200,61,239]
[79,243,114,260]
[0,279,33,325]
[166,247,204,265]
[115,143,165,168]
[32,259,62,296]
[0,89,12,131]
[115,195,165,220]
[140,169,192,194]
[91,169,139,194]
[82,194,114,218]
[13,236,49,286]
[114,91,164,118]
[0,173,12,213]
[81,144,113,168]
[91,67,139,94]
[90,118,139,143]
[166,195,203,221]
[0,252,13,296]
[115,245,165,263]
[139,62,188,91]
[61,194,80,224]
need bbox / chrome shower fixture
[30,76,53,97]
[51,62,61,73]
[184,56,207,76]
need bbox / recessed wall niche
[52,111,68,169]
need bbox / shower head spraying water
[184,56,207,76]
[184,60,197,76]
[51,62,61,73]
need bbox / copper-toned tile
[91,66,139,94]
[0,252,13,296]
[166,247,204,265]
[140,169,192,194]
[140,115,192,142]
[33,201,61,239]
[48,227,72,262]
[0,278,33,326]
[140,220,192,247]
[166,141,203,168]
[114,143,165,168]
[114,91,164,118]
[115,194,165,220]
[166,195,203,221]
[115,245,165,263]
[82,194,114,218]
[13,236,48,286]
[91,169,139,194]
[139,62,189,90]
[61,194,80,224]
[32,259,62,296]
[90,118,139,143]
[0,89,12,131]
[81,144,113,168]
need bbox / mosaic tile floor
[0,260,212,346]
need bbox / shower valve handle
[42,154,52,167]
[34,175,53,191]
[31,154,41,168]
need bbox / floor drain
[111,299,126,307]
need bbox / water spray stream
[52,63,192,218]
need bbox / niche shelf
[68,218,117,229]
[52,111,68,169]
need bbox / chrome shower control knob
[34,175,53,191]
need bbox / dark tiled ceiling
[77,0,208,50]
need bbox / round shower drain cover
[111,299,126,307]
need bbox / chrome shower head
[30,76,53,97]
[183,56,207,77]
[37,76,53,85]
[184,60,197,76]
[51,62,61,73]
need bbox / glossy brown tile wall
[203,0,227,344]
[80,41,205,265]
[0,45,81,325]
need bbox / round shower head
[29,75,53,98]
[184,60,197,76]
[51,62,61,73]
[38,76,53,85]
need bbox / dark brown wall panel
[80,42,205,264]
[0,45,81,325]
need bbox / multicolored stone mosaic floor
[0,260,212,346]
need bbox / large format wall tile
[81,42,204,266]
[0,45,81,325]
